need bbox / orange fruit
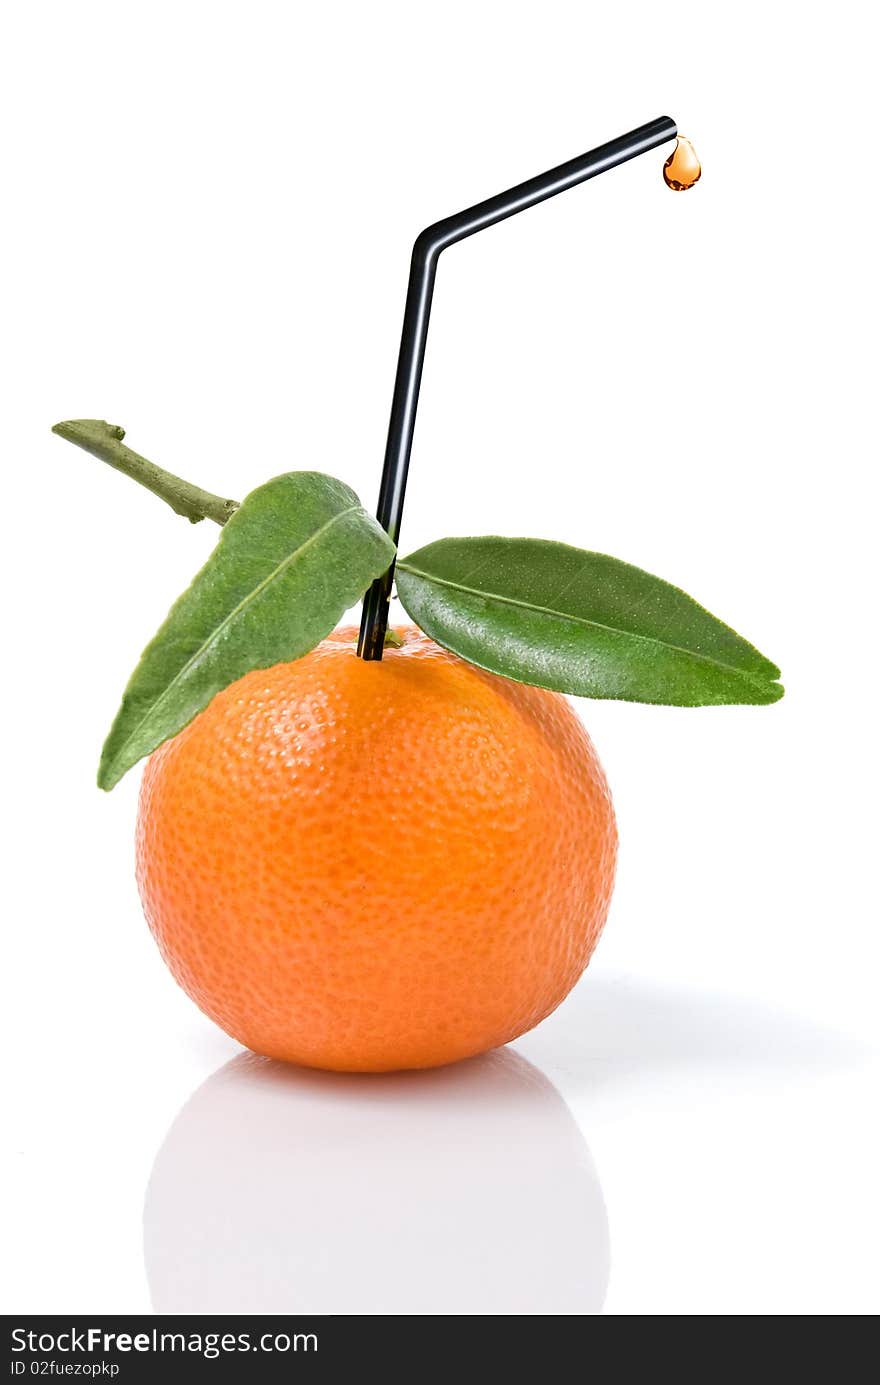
[136,625,617,1071]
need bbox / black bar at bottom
[4,1312,599,1377]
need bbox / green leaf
[99,472,395,789]
[396,537,783,706]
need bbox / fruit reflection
[144,1046,609,1315]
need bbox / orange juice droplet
[663,137,701,191]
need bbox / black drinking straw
[357,115,678,660]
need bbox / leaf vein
[396,562,775,684]
[113,503,362,764]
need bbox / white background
[2,1,877,1316]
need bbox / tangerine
[136,625,617,1071]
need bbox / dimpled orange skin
[136,625,617,1072]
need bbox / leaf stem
[51,419,240,525]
